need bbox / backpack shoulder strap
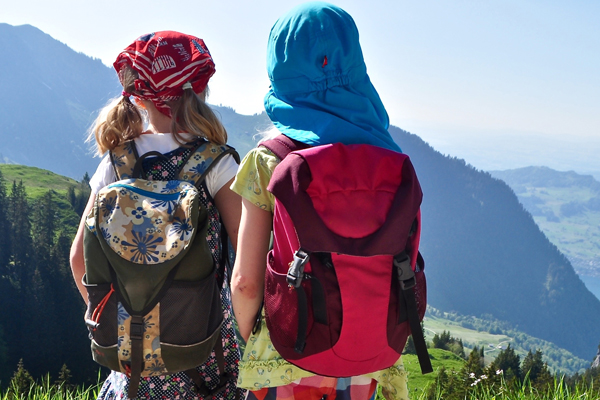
[177,141,240,289]
[178,141,240,189]
[260,134,310,161]
[109,140,140,180]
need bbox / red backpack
[261,135,432,376]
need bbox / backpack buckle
[130,321,145,340]
[287,249,310,288]
[394,253,415,290]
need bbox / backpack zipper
[106,183,188,201]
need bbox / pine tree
[522,349,553,389]
[8,180,32,289]
[55,363,74,393]
[492,344,521,382]
[73,173,92,216]
[432,330,450,349]
[0,171,15,383]
[31,190,57,254]
[9,359,35,397]
[67,185,77,209]
[463,346,484,377]
[0,170,10,274]
[7,181,32,371]
[27,191,64,377]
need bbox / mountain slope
[390,127,600,360]
[0,23,120,178]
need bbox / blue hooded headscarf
[264,1,401,152]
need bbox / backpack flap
[90,179,207,312]
[268,143,422,255]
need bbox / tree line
[0,169,97,387]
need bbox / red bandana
[113,31,215,118]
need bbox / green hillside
[490,167,600,278]
[400,307,592,398]
[403,349,464,396]
[0,164,82,199]
[423,308,589,375]
[0,164,89,235]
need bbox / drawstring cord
[90,284,115,330]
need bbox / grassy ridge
[0,164,87,236]
[0,165,81,199]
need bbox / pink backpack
[261,135,432,376]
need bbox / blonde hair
[88,67,143,155]
[168,87,228,147]
[88,67,227,155]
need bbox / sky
[2,0,599,174]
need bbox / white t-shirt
[89,133,238,197]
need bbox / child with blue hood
[230,2,409,399]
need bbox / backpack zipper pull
[169,191,186,222]
[287,249,310,288]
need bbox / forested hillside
[0,167,94,384]
[390,126,600,360]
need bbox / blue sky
[2,0,599,173]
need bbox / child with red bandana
[70,31,243,400]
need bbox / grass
[0,381,101,400]
[4,371,598,400]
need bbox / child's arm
[213,177,242,251]
[230,198,272,342]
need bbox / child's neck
[146,109,173,134]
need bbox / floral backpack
[261,135,433,377]
[82,139,239,398]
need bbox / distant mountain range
[0,23,271,180]
[2,23,600,361]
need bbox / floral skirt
[97,286,243,400]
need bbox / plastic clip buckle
[394,254,416,290]
[130,321,144,340]
[287,249,310,288]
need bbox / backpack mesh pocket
[264,251,301,349]
[159,273,222,345]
